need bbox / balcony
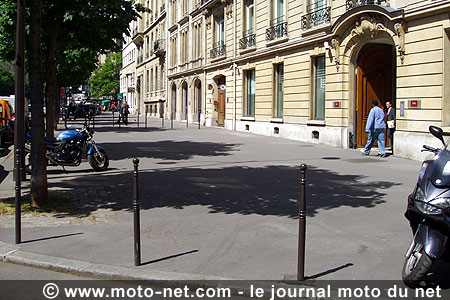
[210,41,226,59]
[301,3,331,30]
[346,0,387,10]
[153,39,165,56]
[160,3,165,14]
[239,30,256,50]
[266,17,287,41]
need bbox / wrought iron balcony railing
[153,39,165,56]
[346,0,387,10]
[160,3,166,14]
[266,17,287,41]
[301,3,331,30]
[239,30,256,49]
[210,41,226,59]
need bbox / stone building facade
[126,0,450,161]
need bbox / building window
[146,70,149,93]
[240,0,255,49]
[274,64,284,118]
[313,56,326,120]
[155,66,158,90]
[301,0,331,30]
[244,69,256,117]
[266,0,287,41]
[150,69,153,92]
[215,14,225,43]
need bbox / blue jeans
[363,128,386,155]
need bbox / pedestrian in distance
[116,101,123,124]
[361,99,387,157]
[122,101,130,125]
[386,101,395,154]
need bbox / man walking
[386,101,395,154]
[361,99,387,157]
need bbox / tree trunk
[44,29,57,139]
[29,0,48,207]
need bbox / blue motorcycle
[25,122,109,172]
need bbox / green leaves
[89,52,121,99]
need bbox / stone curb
[0,241,228,282]
[0,241,319,300]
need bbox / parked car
[0,99,14,146]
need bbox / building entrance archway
[356,43,395,148]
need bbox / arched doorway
[356,43,395,148]
[171,84,177,119]
[194,79,202,124]
[182,81,188,121]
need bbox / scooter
[402,125,450,287]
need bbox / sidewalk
[0,112,441,282]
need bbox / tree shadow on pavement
[98,140,241,161]
[49,164,398,219]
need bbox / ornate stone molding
[205,15,211,29]
[331,38,341,71]
[351,14,387,40]
[225,3,233,19]
[394,22,406,64]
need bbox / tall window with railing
[301,0,331,30]
[211,13,226,58]
[266,0,287,41]
[240,0,255,49]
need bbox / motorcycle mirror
[429,125,445,146]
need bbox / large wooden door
[356,44,394,147]
[217,77,226,127]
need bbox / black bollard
[145,112,147,129]
[161,115,164,128]
[133,158,141,266]
[171,111,174,130]
[92,113,95,130]
[113,110,115,127]
[137,111,139,127]
[15,149,22,244]
[298,163,307,281]
[198,110,201,130]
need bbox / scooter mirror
[429,125,445,146]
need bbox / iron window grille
[301,3,331,30]
[210,41,226,59]
[239,29,256,49]
[266,16,287,41]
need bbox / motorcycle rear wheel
[402,242,434,288]
[88,149,109,171]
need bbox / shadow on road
[48,164,397,219]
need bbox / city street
[1,112,449,283]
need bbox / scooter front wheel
[402,242,433,287]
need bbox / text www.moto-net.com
[42,283,233,299]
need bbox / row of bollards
[111,110,205,131]
[131,158,308,279]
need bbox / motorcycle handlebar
[422,145,439,153]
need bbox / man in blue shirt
[361,99,387,157]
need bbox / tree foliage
[0,65,14,95]
[90,52,122,99]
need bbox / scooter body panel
[415,224,448,259]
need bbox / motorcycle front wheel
[402,241,434,287]
[88,148,109,171]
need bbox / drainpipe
[233,0,237,131]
